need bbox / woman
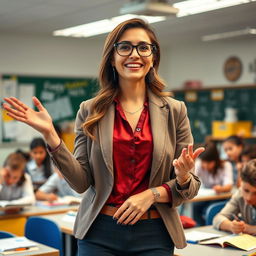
[3,18,204,256]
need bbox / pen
[232,213,243,221]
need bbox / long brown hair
[83,18,171,139]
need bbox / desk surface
[175,226,256,256]
[0,205,79,220]
[0,239,59,256]
[189,192,232,202]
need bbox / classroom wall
[163,38,256,89]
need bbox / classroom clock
[224,56,242,82]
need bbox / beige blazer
[50,89,200,249]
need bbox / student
[0,152,35,207]
[26,137,53,191]
[3,18,204,256]
[36,169,81,202]
[235,144,256,187]
[193,143,233,225]
[223,135,244,186]
[213,159,256,235]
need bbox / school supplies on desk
[36,196,81,208]
[0,237,38,253]
[0,201,31,210]
[185,230,222,244]
[199,233,256,251]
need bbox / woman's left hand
[113,189,154,225]
[173,144,205,184]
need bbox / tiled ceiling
[0,0,256,44]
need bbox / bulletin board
[173,85,256,143]
[1,75,99,143]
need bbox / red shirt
[106,99,153,206]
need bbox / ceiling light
[202,27,256,41]
[53,14,166,38]
[173,0,256,17]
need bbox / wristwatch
[150,187,160,202]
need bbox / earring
[112,66,116,82]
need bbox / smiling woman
[3,18,204,256]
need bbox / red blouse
[106,99,153,206]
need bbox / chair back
[25,216,63,256]
[0,231,15,239]
[205,200,227,225]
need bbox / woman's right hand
[3,97,60,148]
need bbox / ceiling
[0,0,256,45]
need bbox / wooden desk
[0,205,78,235]
[0,239,59,256]
[189,191,232,203]
[175,225,256,256]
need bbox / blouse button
[136,127,141,132]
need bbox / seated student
[213,159,256,234]
[236,144,256,187]
[0,152,35,209]
[223,135,244,187]
[36,169,81,202]
[26,137,54,191]
[193,143,233,225]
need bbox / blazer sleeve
[165,101,201,207]
[49,101,94,193]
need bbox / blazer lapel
[148,90,169,184]
[98,103,115,177]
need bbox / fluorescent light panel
[202,27,256,41]
[53,14,166,38]
[174,0,256,17]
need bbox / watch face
[224,56,242,82]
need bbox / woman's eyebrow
[118,40,151,44]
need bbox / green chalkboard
[173,86,256,143]
[3,75,99,123]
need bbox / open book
[37,196,81,207]
[185,231,222,244]
[0,201,32,210]
[199,233,256,251]
[0,237,38,253]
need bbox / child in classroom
[36,169,82,203]
[213,159,256,235]
[192,142,233,225]
[0,152,35,209]
[26,137,54,191]
[236,144,256,187]
[223,135,244,187]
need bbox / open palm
[3,96,53,135]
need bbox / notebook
[0,201,31,210]
[199,233,256,251]
[185,230,222,244]
[0,237,37,252]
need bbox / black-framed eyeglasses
[114,41,156,57]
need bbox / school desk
[0,238,59,256]
[174,225,256,256]
[0,205,78,236]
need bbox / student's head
[30,137,47,166]
[83,18,171,139]
[30,137,52,179]
[223,135,244,162]
[2,153,26,186]
[199,143,221,175]
[240,159,256,206]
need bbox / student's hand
[173,144,205,185]
[3,97,60,148]
[213,185,223,193]
[243,223,256,235]
[230,220,245,234]
[113,189,154,225]
[46,193,58,202]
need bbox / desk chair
[0,231,15,238]
[205,201,227,225]
[25,216,63,256]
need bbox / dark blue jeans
[77,213,174,256]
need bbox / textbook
[0,201,31,210]
[37,196,81,208]
[185,230,222,244]
[199,233,256,251]
[0,236,38,253]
